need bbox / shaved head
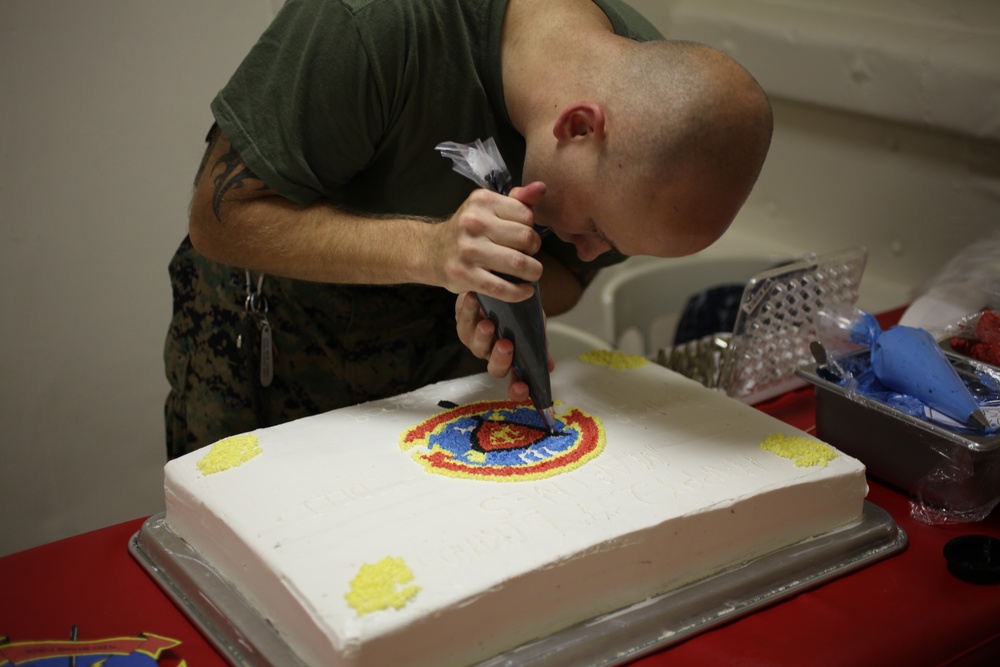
[601,41,772,185]
[596,41,773,253]
[506,7,774,260]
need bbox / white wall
[632,0,1000,287]
[0,0,280,556]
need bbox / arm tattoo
[193,124,221,187]
[211,144,266,222]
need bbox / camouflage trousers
[163,237,482,459]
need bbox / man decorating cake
[164,0,773,457]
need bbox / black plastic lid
[943,535,1000,584]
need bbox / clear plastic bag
[901,231,1000,330]
[435,137,512,195]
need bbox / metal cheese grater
[659,246,868,405]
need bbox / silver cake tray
[130,502,905,667]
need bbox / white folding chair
[600,256,787,355]
[546,320,611,360]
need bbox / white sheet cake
[164,355,867,666]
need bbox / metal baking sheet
[130,502,905,667]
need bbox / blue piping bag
[436,138,556,433]
[857,318,989,429]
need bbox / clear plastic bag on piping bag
[811,304,882,395]
[437,137,551,238]
[815,305,882,356]
[435,137,512,195]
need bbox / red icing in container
[950,311,1000,366]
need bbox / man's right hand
[429,181,548,303]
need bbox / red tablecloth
[637,387,1000,667]
[3,310,1000,666]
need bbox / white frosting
[165,359,867,667]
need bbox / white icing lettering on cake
[437,521,531,566]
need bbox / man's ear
[552,101,606,141]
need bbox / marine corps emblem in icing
[399,400,604,481]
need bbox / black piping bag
[436,138,556,433]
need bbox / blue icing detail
[427,407,578,468]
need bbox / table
[3,319,999,666]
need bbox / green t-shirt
[165,0,663,455]
[211,0,662,272]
